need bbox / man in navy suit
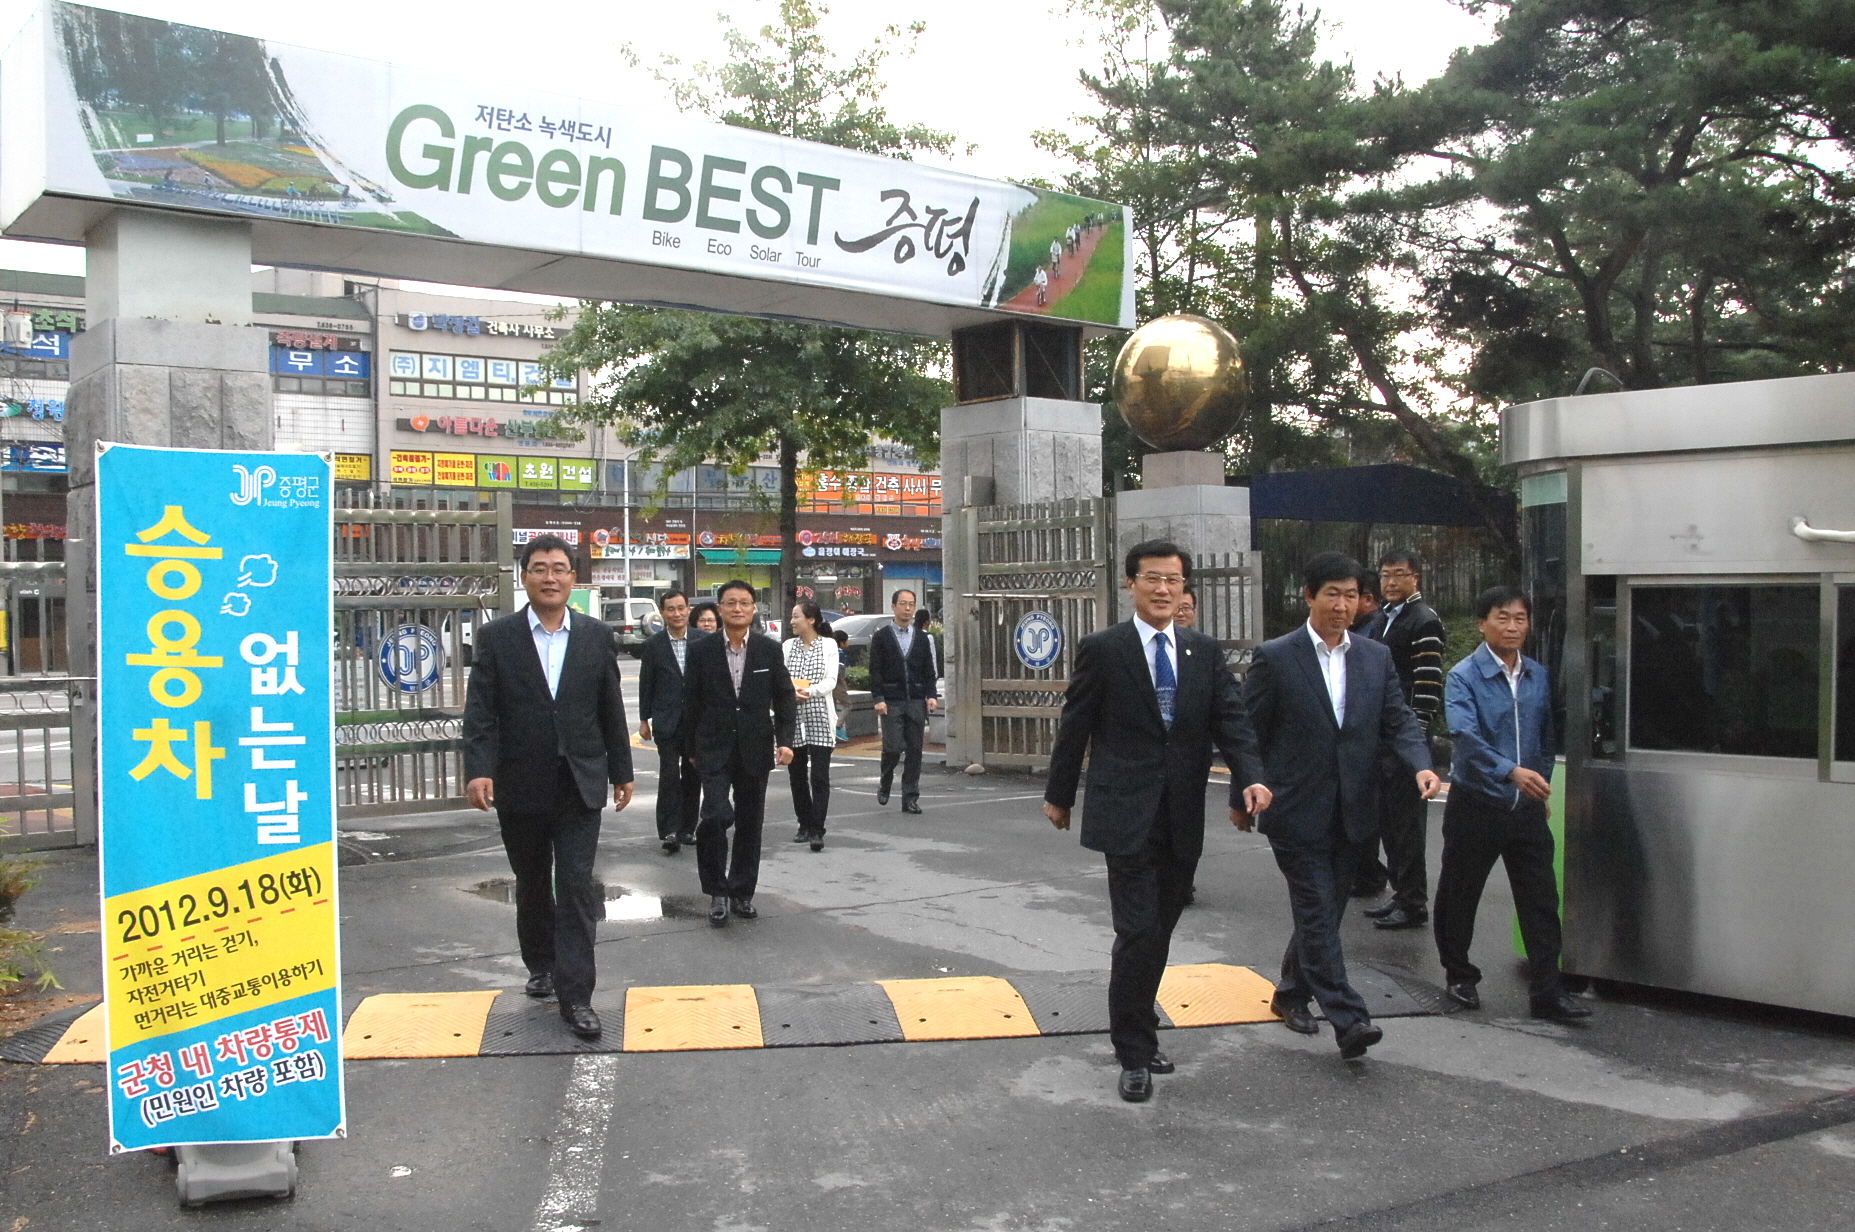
[637,590,702,854]
[1241,551,1439,1062]
[1045,540,1273,1102]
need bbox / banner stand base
[174,1141,297,1206]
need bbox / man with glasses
[464,534,634,1040]
[683,581,796,926]
[869,588,938,813]
[1359,548,1448,930]
[1045,540,1272,1103]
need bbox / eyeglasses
[1134,572,1187,588]
[1380,569,1417,580]
[524,564,574,578]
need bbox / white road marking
[529,1054,622,1232]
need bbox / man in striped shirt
[1361,548,1447,930]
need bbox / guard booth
[1504,371,1855,1017]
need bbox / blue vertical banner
[96,445,342,1152]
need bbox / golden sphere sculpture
[1111,314,1248,452]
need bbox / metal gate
[333,491,513,817]
[949,498,1115,769]
[1189,550,1264,677]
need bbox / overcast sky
[0,0,1494,287]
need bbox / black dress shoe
[677,830,698,847]
[877,781,892,806]
[809,833,824,852]
[730,896,758,920]
[1446,982,1481,1010]
[1373,905,1429,930]
[1271,997,1318,1035]
[901,796,922,814]
[1336,1021,1383,1060]
[1118,1067,1152,1102]
[1363,900,1398,919]
[561,1004,602,1040]
[1147,1052,1176,1075]
[524,972,554,999]
[708,895,729,926]
[662,837,680,854]
[1532,994,1593,1022]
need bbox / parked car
[603,598,664,655]
[827,613,891,669]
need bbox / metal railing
[0,675,95,851]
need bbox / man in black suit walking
[1045,540,1273,1103]
[464,534,634,1040]
[637,590,702,855]
[1242,551,1438,1063]
[868,588,937,813]
[683,580,796,926]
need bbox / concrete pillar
[940,397,1102,768]
[65,211,271,680]
[1115,451,1249,621]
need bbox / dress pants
[1270,817,1372,1034]
[879,699,927,794]
[697,749,769,899]
[787,744,832,835]
[1104,802,1195,1070]
[496,760,603,1008]
[1376,762,1429,911]
[654,733,701,840]
[1433,790,1564,1001]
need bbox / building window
[1838,587,1855,764]
[273,377,369,397]
[1628,584,1819,759]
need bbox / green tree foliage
[542,1,953,611]
[1389,0,1855,400]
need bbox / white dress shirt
[527,605,572,699]
[669,632,688,672]
[1305,621,1350,725]
[1133,615,1177,686]
[893,620,915,659]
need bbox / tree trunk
[777,432,800,620]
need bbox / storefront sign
[512,527,580,546]
[96,444,342,1151]
[387,451,433,485]
[1,442,67,471]
[798,470,941,515]
[333,454,372,482]
[431,452,478,487]
[588,529,691,560]
[6,4,1132,333]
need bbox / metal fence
[333,490,514,817]
[1191,551,1264,678]
[950,498,1115,769]
[0,674,95,851]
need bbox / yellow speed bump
[1156,963,1278,1028]
[879,976,1041,1042]
[624,984,763,1051]
[341,991,499,1059]
[42,1004,107,1064]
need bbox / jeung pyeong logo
[231,465,279,506]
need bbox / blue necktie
[1154,631,1176,727]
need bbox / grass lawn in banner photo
[1047,221,1125,323]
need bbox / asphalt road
[7,743,1855,1231]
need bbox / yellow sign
[333,454,372,482]
[104,845,339,1051]
[388,450,433,485]
[432,452,477,487]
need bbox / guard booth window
[1628,584,1819,759]
[1838,587,1855,764]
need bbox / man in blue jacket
[1434,585,1591,1022]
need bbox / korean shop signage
[95,444,342,1152]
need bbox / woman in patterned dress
[782,601,839,852]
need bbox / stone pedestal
[1115,454,1249,621]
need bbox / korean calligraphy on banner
[96,444,342,1153]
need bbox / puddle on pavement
[467,878,709,922]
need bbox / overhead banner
[1,3,1133,334]
[96,444,342,1152]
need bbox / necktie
[1154,631,1176,727]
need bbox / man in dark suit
[1242,551,1438,1063]
[637,590,702,855]
[1360,548,1448,930]
[683,580,796,926]
[868,588,937,813]
[1045,539,1273,1103]
[464,534,634,1041]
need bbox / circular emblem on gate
[378,624,443,693]
[1013,611,1063,671]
